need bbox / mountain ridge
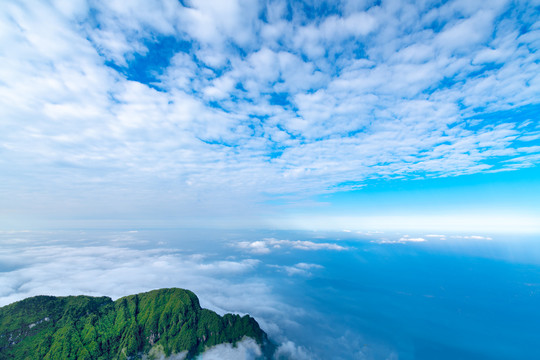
[0,288,272,359]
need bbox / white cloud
[198,337,262,360]
[181,0,260,49]
[0,0,539,226]
[468,235,492,240]
[274,341,311,360]
[196,259,260,273]
[373,235,426,244]
[235,238,347,254]
[425,234,447,240]
[236,240,273,254]
[435,10,497,54]
[191,337,262,360]
[143,349,187,360]
[451,235,493,240]
[399,237,426,242]
[269,263,323,276]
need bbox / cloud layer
[0,231,314,358]
[0,0,539,223]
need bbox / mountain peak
[0,288,271,359]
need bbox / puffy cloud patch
[269,263,324,277]
[425,234,447,240]
[143,349,187,360]
[451,235,493,240]
[274,341,311,360]
[235,238,347,254]
[399,236,426,243]
[373,235,426,244]
[141,337,263,360]
[198,337,262,360]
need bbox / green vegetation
[0,288,270,359]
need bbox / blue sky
[0,0,539,232]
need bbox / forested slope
[0,288,269,359]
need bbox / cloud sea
[1,229,539,359]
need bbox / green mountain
[0,288,271,359]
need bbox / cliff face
[0,288,269,359]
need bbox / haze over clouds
[1,0,539,230]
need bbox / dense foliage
[0,288,268,359]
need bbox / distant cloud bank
[235,237,347,254]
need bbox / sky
[1,0,539,232]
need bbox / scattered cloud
[399,237,426,242]
[425,234,447,240]
[451,235,493,240]
[0,0,538,224]
[144,349,187,360]
[372,233,496,244]
[199,337,262,360]
[269,263,323,277]
[273,340,311,360]
[373,235,426,244]
[235,238,347,254]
